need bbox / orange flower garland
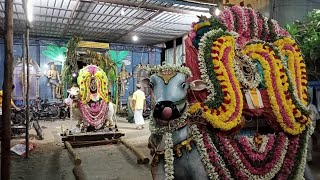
[242,42,309,135]
[274,37,308,104]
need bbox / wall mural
[13,58,41,100]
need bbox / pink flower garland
[199,127,230,179]
[238,135,275,161]
[276,136,300,180]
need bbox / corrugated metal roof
[0,0,211,45]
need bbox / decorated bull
[68,65,109,131]
[145,6,313,180]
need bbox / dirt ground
[6,116,320,180]
[10,116,153,180]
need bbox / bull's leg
[151,159,166,180]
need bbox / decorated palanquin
[77,65,109,129]
[185,5,312,179]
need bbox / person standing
[0,85,21,134]
[107,96,116,127]
[132,84,146,129]
[126,92,134,123]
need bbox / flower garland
[273,37,308,105]
[149,104,189,135]
[289,125,314,179]
[215,6,289,47]
[242,42,309,135]
[191,125,220,180]
[233,53,261,89]
[191,28,243,131]
[144,64,192,78]
[193,124,310,179]
[164,132,174,180]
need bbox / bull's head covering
[145,65,192,80]
[77,65,109,129]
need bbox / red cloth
[185,37,209,103]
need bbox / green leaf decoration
[42,45,67,63]
[118,51,129,61]
[109,50,117,62]
[109,50,129,68]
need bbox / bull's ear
[190,80,206,91]
[141,78,150,88]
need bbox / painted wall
[0,37,161,104]
[272,0,320,26]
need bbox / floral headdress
[144,64,192,78]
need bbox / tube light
[26,0,33,23]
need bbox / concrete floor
[7,116,320,180]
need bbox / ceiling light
[132,35,138,42]
[215,8,221,16]
[121,10,125,16]
[26,0,33,23]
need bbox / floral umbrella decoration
[42,45,68,63]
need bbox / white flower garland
[144,64,192,78]
[250,8,259,38]
[204,127,233,179]
[271,19,280,35]
[295,125,314,179]
[191,125,220,180]
[164,132,175,180]
[263,17,269,34]
[238,6,248,33]
[149,104,189,135]
[234,54,261,89]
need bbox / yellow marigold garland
[77,65,109,104]
[190,35,243,131]
[242,43,309,135]
[273,37,308,104]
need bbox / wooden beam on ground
[64,141,82,166]
[61,132,125,142]
[120,139,149,164]
[69,139,119,148]
[73,165,87,180]
[1,0,13,179]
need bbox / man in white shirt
[132,84,146,130]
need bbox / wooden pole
[64,141,82,166]
[1,0,14,179]
[72,166,87,180]
[22,34,26,105]
[25,26,30,158]
[120,139,149,164]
